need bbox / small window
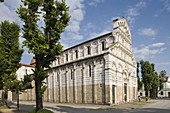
[89,65,91,77]
[71,69,73,80]
[161,91,163,95]
[87,46,91,55]
[75,50,78,58]
[66,54,68,61]
[102,41,105,51]
[100,84,102,87]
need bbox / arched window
[75,50,78,58]
[89,65,92,77]
[87,46,91,55]
[66,53,68,61]
[71,69,73,80]
[102,41,105,51]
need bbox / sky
[0,0,170,76]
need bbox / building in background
[158,76,170,98]
[1,17,137,104]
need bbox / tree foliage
[159,70,166,77]
[159,70,167,90]
[9,74,33,110]
[17,0,70,111]
[0,0,4,2]
[140,60,159,97]
[0,20,24,105]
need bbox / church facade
[5,18,137,104]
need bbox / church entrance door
[124,83,127,102]
[112,85,115,104]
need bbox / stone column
[81,64,84,103]
[115,68,118,104]
[65,69,69,102]
[73,64,77,103]
[82,63,85,103]
[93,61,97,103]
[58,71,62,103]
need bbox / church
[3,17,137,105]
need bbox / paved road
[9,99,170,113]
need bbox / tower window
[75,50,78,58]
[102,41,105,51]
[66,54,68,61]
[87,46,91,55]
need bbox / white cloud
[126,1,146,27]
[83,22,96,32]
[135,1,146,8]
[168,36,170,39]
[162,0,170,12]
[151,43,165,47]
[157,62,170,65]
[138,28,157,36]
[0,0,23,24]
[88,0,104,7]
[132,42,166,59]
[63,0,85,41]
[89,30,111,39]
[62,43,69,50]
[127,8,140,16]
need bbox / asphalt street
[9,98,170,113]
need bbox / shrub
[0,105,10,109]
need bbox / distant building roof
[20,63,34,67]
[30,59,36,65]
[161,76,169,82]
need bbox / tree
[159,70,166,90]
[17,0,70,111]
[9,74,33,110]
[140,60,160,97]
[137,62,142,91]
[150,64,159,97]
[140,60,153,96]
[159,70,166,77]
[0,0,4,2]
[0,21,24,105]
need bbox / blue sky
[0,0,170,76]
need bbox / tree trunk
[35,55,43,112]
[17,91,19,110]
[3,88,8,106]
